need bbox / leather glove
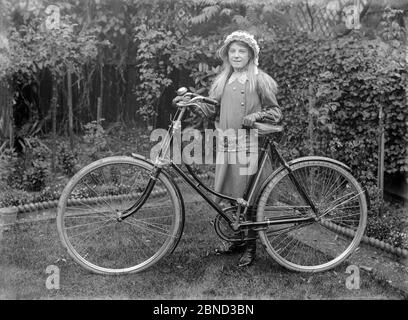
[193,102,218,120]
[172,95,189,107]
[242,108,282,128]
[242,113,261,128]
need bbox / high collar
[228,71,248,84]
[228,66,259,85]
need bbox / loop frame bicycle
[57,88,368,274]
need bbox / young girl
[207,30,283,267]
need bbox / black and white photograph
[0,0,407,306]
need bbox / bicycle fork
[118,109,185,221]
[271,141,319,219]
[116,168,162,221]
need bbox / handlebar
[202,96,218,106]
[174,87,283,134]
[175,87,218,107]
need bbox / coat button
[241,90,244,94]
[241,102,244,106]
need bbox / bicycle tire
[57,156,184,275]
[256,159,367,273]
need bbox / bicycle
[57,87,368,275]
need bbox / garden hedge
[259,32,407,186]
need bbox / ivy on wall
[261,31,406,184]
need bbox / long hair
[256,69,279,106]
[209,41,278,102]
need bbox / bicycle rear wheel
[57,156,184,275]
[257,159,367,272]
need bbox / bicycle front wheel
[257,159,367,273]
[57,156,184,275]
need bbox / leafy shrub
[261,32,407,186]
[0,147,18,191]
[0,188,34,207]
[363,183,408,250]
[83,119,108,160]
[21,163,48,192]
[57,142,79,176]
[366,203,408,250]
[33,183,66,203]
[18,137,51,192]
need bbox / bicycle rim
[57,156,183,275]
[257,160,367,272]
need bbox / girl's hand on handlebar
[242,113,258,128]
[172,95,190,107]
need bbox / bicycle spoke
[258,160,367,272]
[57,157,183,274]
[321,172,344,204]
[68,219,117,238]
[65,218,115,230]
[320,190,364,218]
[129,218,172,233]
[82,180,118,214]
[120,218,176,238]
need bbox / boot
[215,242,246,255]
[237,229,257,267]
[237,240,256,267]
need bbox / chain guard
[213,206,245,242]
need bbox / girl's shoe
[237,240,256,267]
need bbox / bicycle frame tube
[242,137,271,210]
[269,141,319,215]
[157,107,185,162]
[183,163,235,202]
[121,104,318,228]
[170,133,275,223]
[119,106,235,224]
[170,163,233,222]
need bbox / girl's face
[228,41,251,71]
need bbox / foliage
[83,119,108,160]
[259,30,407,184]
[132,23,177,122]
[0,182,67,207]
[14,119,45,152]
[1,6,99,81]
[0,147,18,191]
[18,137,51,191]
[57,142,78,176]
[33,182,66,203]
[0,138,51,194]
[366,198,408,250]
[75,0,285,124]
[0,188,34,207]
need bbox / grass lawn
[0,197,404,300]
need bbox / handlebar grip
[202,97,218,106]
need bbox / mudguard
[130,153,185,252]
[254,156,362,207]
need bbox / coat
[213,70,282,204]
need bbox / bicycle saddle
[253,122,283,136]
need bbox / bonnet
[218,30,260,66]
